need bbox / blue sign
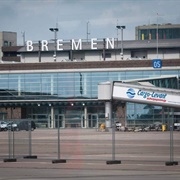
[126,88,136,99]
[152,59,162,68]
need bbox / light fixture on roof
[49,27,59,62]
[116,25,126,60]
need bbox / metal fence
[0,119,179,166]
[0,119,37,162]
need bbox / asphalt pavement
[0,128,180,180]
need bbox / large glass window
[143,70,161,78]
[58,73,75,98]
[0,74,9,90]
[125,71,143,80]
[139,28,180,40]
[74,72,84,97]
[109,71,125,81]
[127,102,162,126]
[160,70,179,76]
[91,72,109,98]
[41,73,58,96]
[82,72,92,98]
[0,74,9,98]
[9,74,25,96]
[0,69,179,101]
[24,74,41,95]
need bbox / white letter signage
[91,38,97,49]
[26,40,33,51]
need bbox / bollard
[162,124,166,132]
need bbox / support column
[18,75,21,96]
[105,101,112,128]
[84,106,88,128]
[162,106,165,124]
[51,106,54,128]
[51,75,54,95]
[116,103,126,127]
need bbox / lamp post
[49,28,59,62]
[156,13,159,58]
[116,25,125,60]
[87,21,90,42]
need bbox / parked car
[115,121,128,131]
[16,120,36,131]
[0,121,8,131]
[7,121,18,131]
[149,122,162,131]
[115,121,122,131]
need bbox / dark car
[16,120,36,131]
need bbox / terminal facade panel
[18,38,180,62]
[0,62,179,129]
[0,30,180,129]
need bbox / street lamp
[156,13,159,58]
[49,28,59,62]
[116,25,125,60]
[87,21,90,42]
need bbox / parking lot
[0,129,180,180]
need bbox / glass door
[88,114,98,128]
[55,114,65,128]
[81,114,86,128]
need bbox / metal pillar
[84,106,88,128]
[51,106,54,128]
[52,117,66,164]
[105,101,112,128]
[106,112,121,165]
[24,120,37,159]
[165,108,178,166]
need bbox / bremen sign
[26,38,115,51]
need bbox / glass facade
[1,70,179,100]
[0,69,179,128]
[138,28,180,40]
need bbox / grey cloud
[0,0,179,43]
[0,2,17,18]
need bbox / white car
[7,121,18,131]
[0,121,8,131]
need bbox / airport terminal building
[0,32,180,129]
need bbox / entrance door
[88,114,98,128]
[81,114,86,128]
[55,114,65,128]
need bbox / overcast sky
[0,0,180,45]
